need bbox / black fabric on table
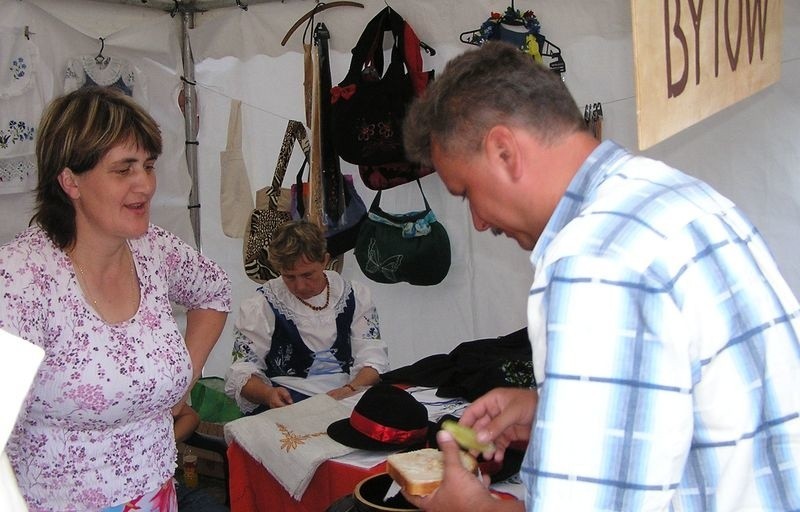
[380,328,534,402]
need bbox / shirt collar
[530,140,630,267]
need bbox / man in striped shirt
[402,41,800,512]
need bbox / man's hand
[402,430,503,512]
[459,387,538,462]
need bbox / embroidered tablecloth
[224,394,356,499]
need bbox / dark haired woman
[0,87,230,511]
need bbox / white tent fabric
[2,0,799,379]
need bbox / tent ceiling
[89,0,280,12]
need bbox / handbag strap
[294,155,311,218]
[342,7,407,84]
[401,21,429,96]
[370,179,430,211]
[225,99,243,152]
[369,180,437,238]
[315,22,346,221]
[269,120,310,209]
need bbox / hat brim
[327,418,435,451]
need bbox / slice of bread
[385,448,478,496]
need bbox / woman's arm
[185,308,228,382]
[224,293,277,413]
[327,366,380,400]
[172,401,201,443]
[328,281,388,399]
[157,226,231,381]
[240,374,293,408]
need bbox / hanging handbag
[354,180,451,286]
[315,22,367,257]
[330,7,435,189]
[243,120,310,283]
[219,99,255,238]
[357,13,437,191]
[291,160,367,257]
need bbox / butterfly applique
[365,238,402,282]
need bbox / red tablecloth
[228,441,384,512]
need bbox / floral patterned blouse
[0,224,231,511]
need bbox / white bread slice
[385,448,478,496]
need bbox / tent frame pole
[179,8,202,250]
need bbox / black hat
[327,384,430,451]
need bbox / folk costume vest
[264,290,356,378]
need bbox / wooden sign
[631,0,783,149]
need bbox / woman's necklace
[297,273,330,311]
[71,247,138,321]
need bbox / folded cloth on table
[380,328,533,401]
[223,393,355,499]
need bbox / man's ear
[484,125,522,182]
[57,168,81,200]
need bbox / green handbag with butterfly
[354,180,450,286]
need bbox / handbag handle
[342,7,407,85]
[315,22,347,222]
[370,179,431,212]
[400,18,429,96]
[225,99,243,152]
[269,120,310,210]
[293,155,311,219]
[369,180,437,238]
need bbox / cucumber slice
[441,419,495,452]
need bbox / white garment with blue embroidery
[0,28,47,195]
[64,55,148,107]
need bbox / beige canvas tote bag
[219,99,255,238]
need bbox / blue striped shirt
[522,141,800,511]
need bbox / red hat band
[349,409,428,445]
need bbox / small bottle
[183,452,199,488]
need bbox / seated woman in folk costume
[225,220,388,413]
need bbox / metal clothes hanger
[284,1,435,56]
[584,102,603,139]
[459,3,563,74]
[94,37,109,66]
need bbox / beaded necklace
[297,273,330,311]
